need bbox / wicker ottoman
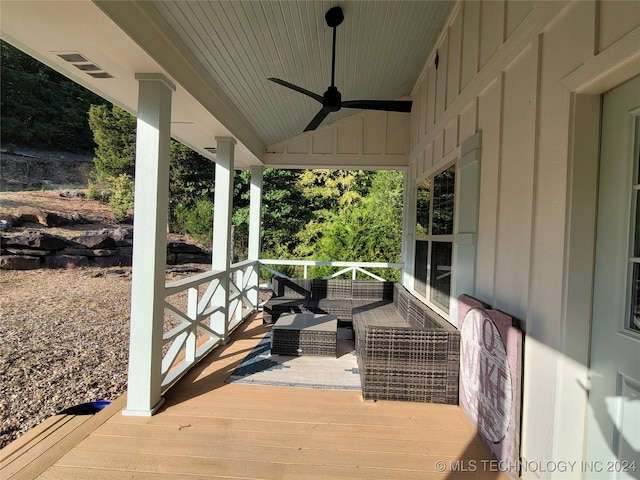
[271,313,338,357]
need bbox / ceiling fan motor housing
[325,7,344,28]
[324,86,342,111]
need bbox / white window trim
[409,131,481,326]
[412,161,457,319]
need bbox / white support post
[248,167,263,308]
[402,168,416,289]
[123,74,175,417]
[211,137,236,342]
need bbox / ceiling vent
[204,147,217,154]
[55,51,113,79]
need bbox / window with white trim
[414,165,455,313]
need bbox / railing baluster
[186,287,197,363]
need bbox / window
[414,165,455,313]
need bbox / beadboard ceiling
[1,0,455,166]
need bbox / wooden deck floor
[2,315,509,480]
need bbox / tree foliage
[169,142,215,205]
[0,41,106,152]
[88,104,137,179]
[294,169,404,280]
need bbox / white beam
[123,73,175,417]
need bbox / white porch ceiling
[0,0,455,168]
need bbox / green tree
[231,169,310,262]
[295,170,403,280]
[0,41,105,152]
[108,174,135,222]
[169,142,215,205]
[88,104,137,179]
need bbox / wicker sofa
[353,283,460,405]
[263,278,460,405]
[263,277,394,326]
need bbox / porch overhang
[0,0,263,168]
[1,0,450,170]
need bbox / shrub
[173,197,214,248]
[107,174,134,222]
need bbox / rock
[176,253,211,264]
[2,232,70,251]
[15,206,48,226]
[0,213,17,230]
[70,233,115,249]
[13,207,71,227]
[70,212,91,224]
[0,255,41,270]
[6,248,51,256]
[43,212,71,227]
[110,227,133,241]
[59,190,86,198]
[92,249,117,257]
[44,255,90,269]
[92,255,132,268]
[167,240,204,254]
[115,246,133,256]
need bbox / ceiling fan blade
[268,78,324,103]
[304,106,333,132]
[341,99,413,113]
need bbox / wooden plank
[62,436,481,471]
[101,415,480,444]
[50,448,508,480]
[91,423,487,456]
[1,416,90,477]
[1,415,77,465]
[41,463,508,480]
[1,395,126,480]
[48,449,450,480]
[155,407,467,430]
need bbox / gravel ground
[0,267,133,449]
[0,265,272,449]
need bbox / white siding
[408,1,640,477]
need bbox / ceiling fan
[268,6,413,132]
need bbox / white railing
[160,258,402,390]
[259,259,404,281]
[160,259,259,390]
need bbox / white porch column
[402,168,416,289]
[123,74,175,416]
[248,167,264,308]
[211,137,236,342]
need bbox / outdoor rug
[225,328,361,390]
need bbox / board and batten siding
[409,1,640,478]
